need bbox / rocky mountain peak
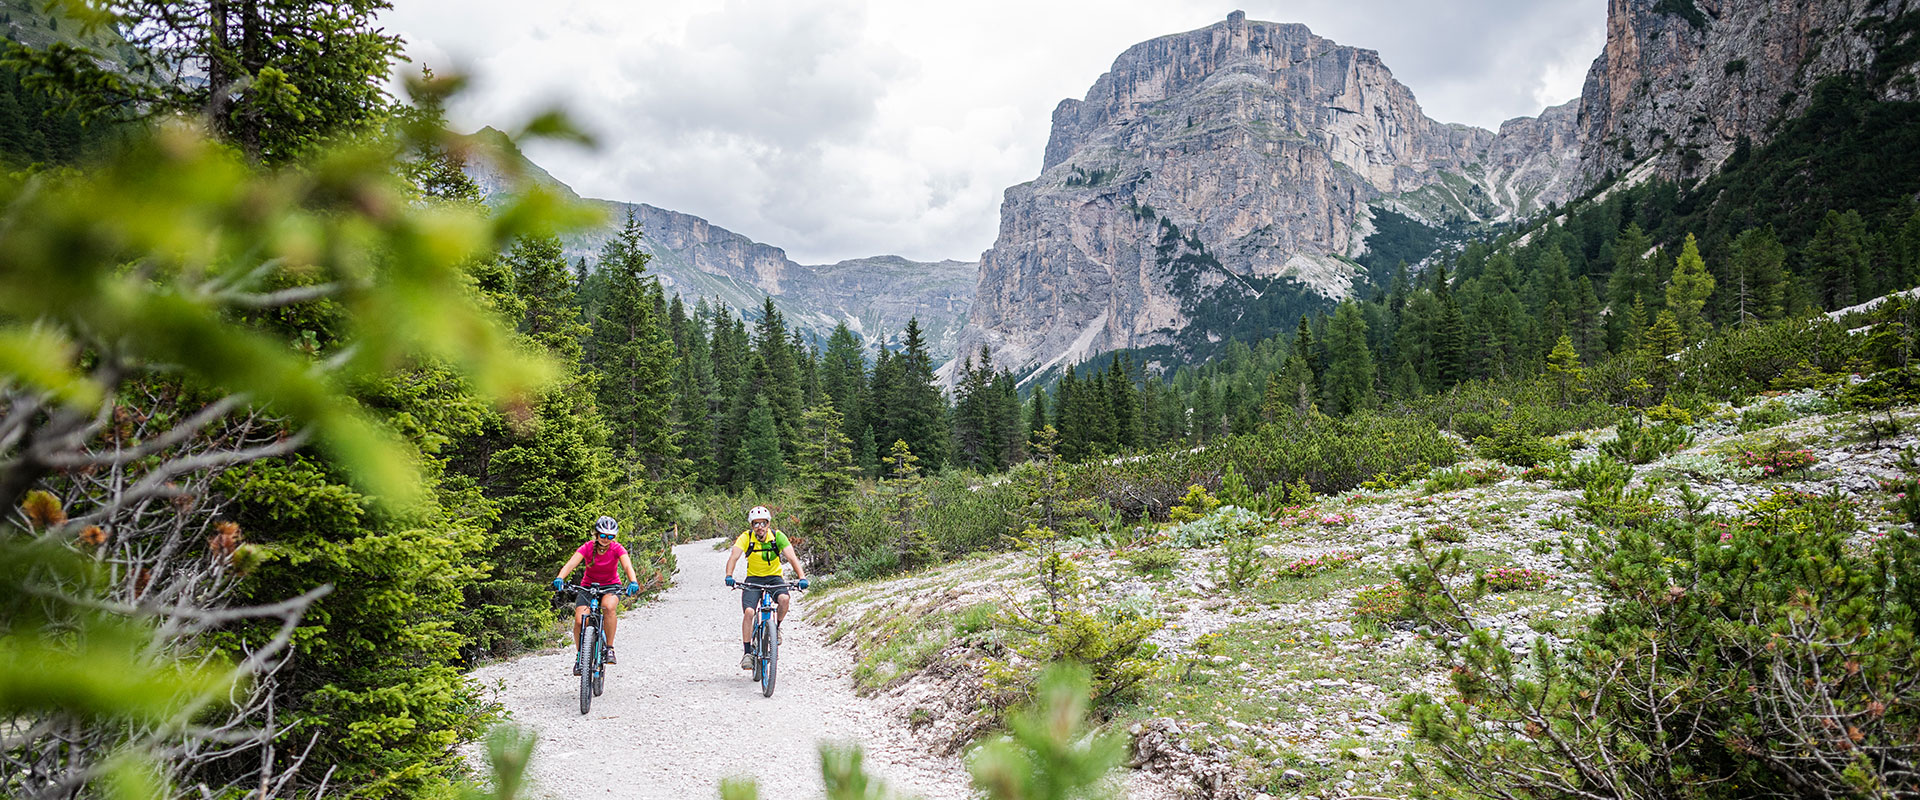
[948,13,1580,386]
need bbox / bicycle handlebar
[730,581,802,591]
[563,583,625,594]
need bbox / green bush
[1600,416,1695,464]
[1427,524,1468,544]
[1736,399,1795,432]
[1399,488,1919,800]
[1127,547,1181,576]
[1277,550,1361,579]
[1351,583,1414,622]
[1472,419,1568,468]
[1479,565,1550,592]
[1424,464,1507,494]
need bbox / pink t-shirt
[576,540,627,585]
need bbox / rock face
[953,12,1581,384]
[1575,0,1920,183]
[463,129,975,358]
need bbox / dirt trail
[466,540,974,800]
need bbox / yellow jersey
[733,530,791,577]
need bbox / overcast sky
[384,1,1605,266]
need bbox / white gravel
[465,540,976,800]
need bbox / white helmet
[748,506,772,524]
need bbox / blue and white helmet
[594,515,619,536]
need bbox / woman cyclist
[552,515,641,672]
[723,506,807,669]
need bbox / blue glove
[724,575,736,587]
[797,578,810,590]
[625,581,640,597]
[551,578,565,591]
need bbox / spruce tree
[753,297,804,459]
[736,397,785,492]
[1322,303,1377,415]
[820,323,867,444]
[1666,233,1715,341]
[1607,223,1657,350]
[1727,227,1789,325]
[796,399,859,567]
[891,318,948,470]
[590,209,679,479]
[1545,334,1586,406]
[881,439,936,568]
[1106,357,1141,451]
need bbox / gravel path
[467,540,975,800]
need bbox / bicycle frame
[568,583,621,713]
[733,581,798,697]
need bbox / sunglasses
[597,532,617,539]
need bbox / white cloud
[383,0,1606,264]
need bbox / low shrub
[1427,524,1468,544]
[1127,547,1181,575]
[1539,455,1634,492]
[1351,583,1413,622]
[1424,464,1507,494]
[1473,420,1568,468]
[1647,451,1764,482]
[1480,565,1551,592]
[1600,416,1695,464]
[1278,550,1361,579]
[1165,506,1266,548]
[1737,400,1795,432]
[1643,401,1694,426]
[1734,442,1818,476]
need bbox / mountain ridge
[462,127,976,357]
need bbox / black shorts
[575,585,621,608]
[740,576,790,609]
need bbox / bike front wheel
[578,626,598,715]
[761,623,778,698]
[751,622,766,683]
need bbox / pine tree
[753,297,804,460]
[796,399,859,568]
[1643,310,1683,396]
[1545,334,1586,406]
[1607,223,1658,350]
[1322,303,1377,415]
[820,323,867,444]
[1727,226,1789,325]
[1666,233,1715,341]
[736,397,785,492]
[951,346,996,471]
[1806,210,1870,308]
[590,209,679,479]
[506,235,587,363]
[881,439,937,568]
[892,318,948,470]
[1106,357,1141,451]
[1027,386,1050,450]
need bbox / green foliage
[970,665,1127,800]
[1350,583,1414,623]
[1166,483,1220,524]
[1733,440,1819,476]
[1423,464,1507,494]
[1472,419,1567,467]
[1400,486,1918,800]
[1477,565,1550,592]
[1426,523,1468,544]
[1599,416,1695,464]
[1277,550,1361,579]
[1126,547,1181,576]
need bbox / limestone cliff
[951,12,1581,384]
[1575,0,1920,183]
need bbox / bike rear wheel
[578,625,598,715]
[761,623,778,697]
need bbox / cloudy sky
[384,1,1604,265]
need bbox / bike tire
[761,623,778,697]
[751,622,766,683]
[578,626,597,715]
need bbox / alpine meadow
[6,2,1920,800]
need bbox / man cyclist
[552,515,641,673]
[723,506,807,670]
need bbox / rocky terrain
[807,390,1917,799]
[462,129,976,358]
[950,11,1583,386]
[1575,0,1920,183]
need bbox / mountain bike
[733,580,799,697]
[566,583,623,714]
